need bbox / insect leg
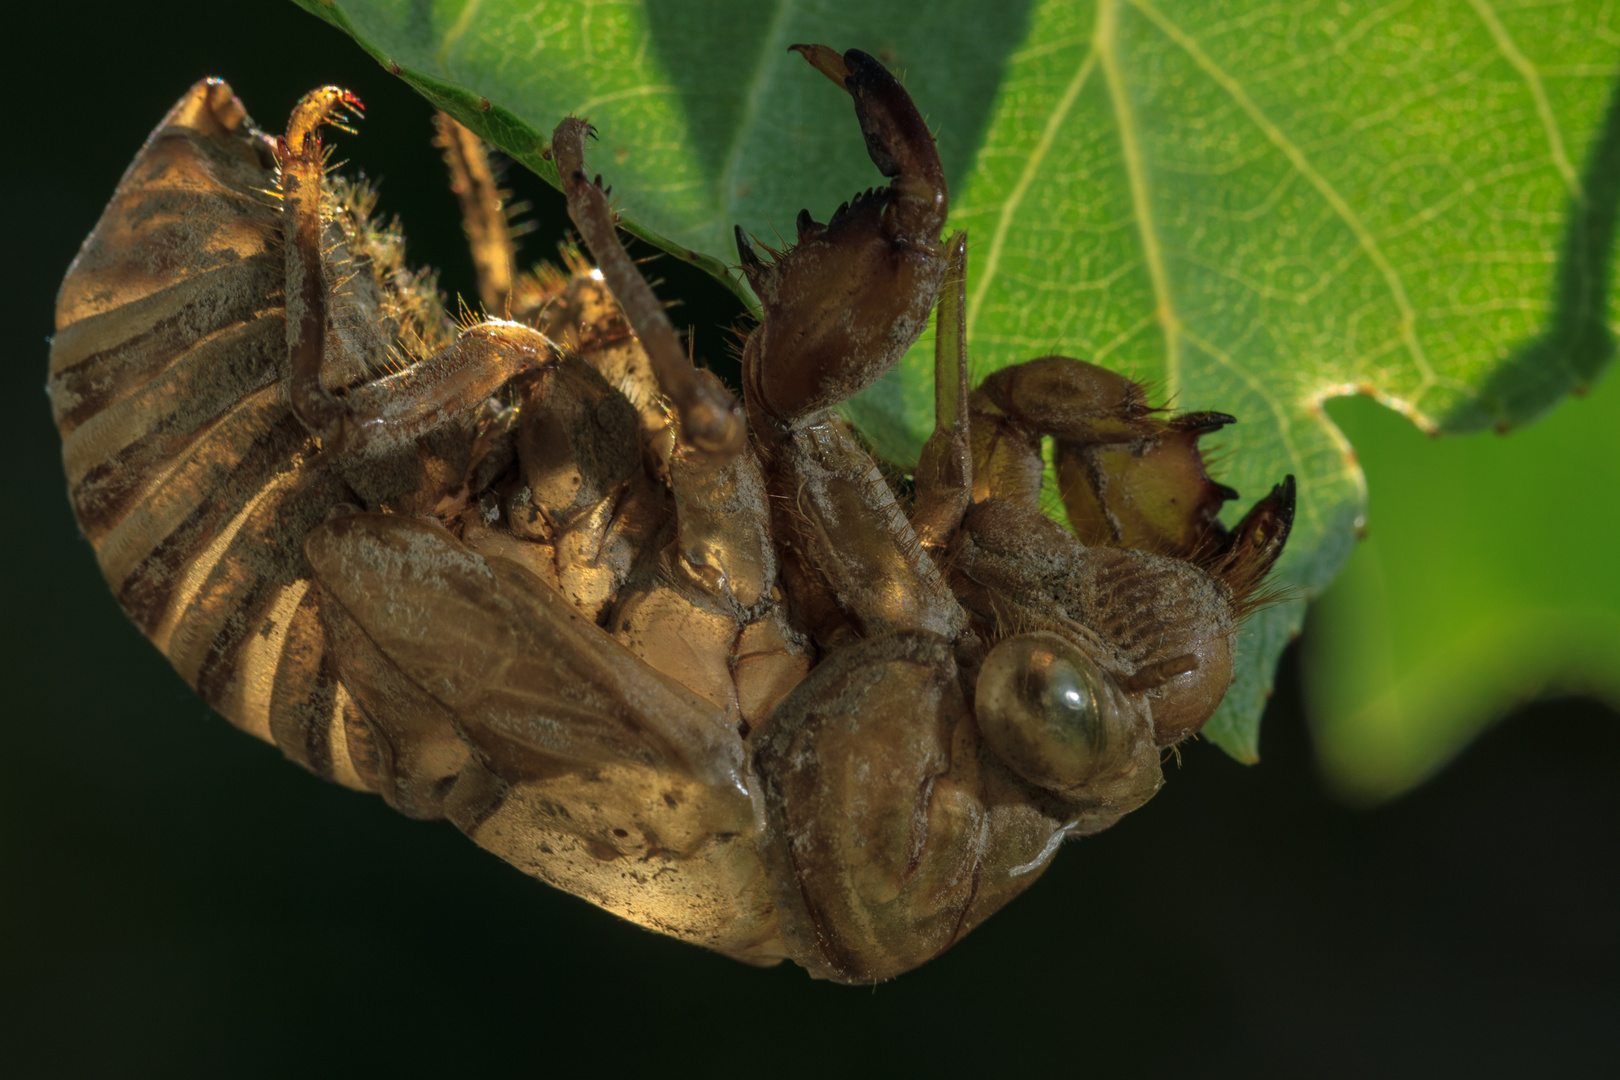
[551,118,746,462]
[788,44,948,249]
[910,232,972,551]
[664,433,777,613]
[736,46,949,423]
[607,423,813,733]
[1199,475,1295,600]
[434,112,516,316]
[276,87,363,444]
[335,320,552,460]
[966,357,1170,511]
[725,47,962,643]
[969,358,1222,542]
[501,354,668,619]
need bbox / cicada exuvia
[49,46,1293,982]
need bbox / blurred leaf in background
[1308,369,1620,803]
[290,0,1620,783]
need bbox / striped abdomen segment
[49,79,382,796]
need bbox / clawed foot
[738,47,951,423]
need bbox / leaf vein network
[1099,0,1182,402]
[437,0,485,74]
[1464,0,1582,199]
[966,41,1100,349]
[1129,0,1440,413]
[571,83,679,117]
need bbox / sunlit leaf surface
[291,0,1620,762]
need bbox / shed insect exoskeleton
[50,46,1293,982]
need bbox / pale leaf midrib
[965,46,1099,342]
[1098,0,1181,402]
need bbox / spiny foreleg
[275,89,551,461]
[736,46,949,424]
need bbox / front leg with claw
[735,47,960,645]
[737,46,949,425]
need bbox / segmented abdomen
[49,80,383,793]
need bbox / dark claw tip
[841,49,898,92]
[1254,476,1298,542]
[1277,475,1297,513]
[735,225,762,267]
[1177,410,1237,433]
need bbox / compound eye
[975,632,1121,791]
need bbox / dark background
[3,2,1615,1076]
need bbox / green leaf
[291,0,1620,761]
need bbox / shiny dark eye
[974,632,1121,790]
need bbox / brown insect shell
[51,67,1278,983]
[46,80,810,960]
[948,498,1241,746]
[305,513,784,958]
[752,629,1163,982]
[46,80,477,795]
